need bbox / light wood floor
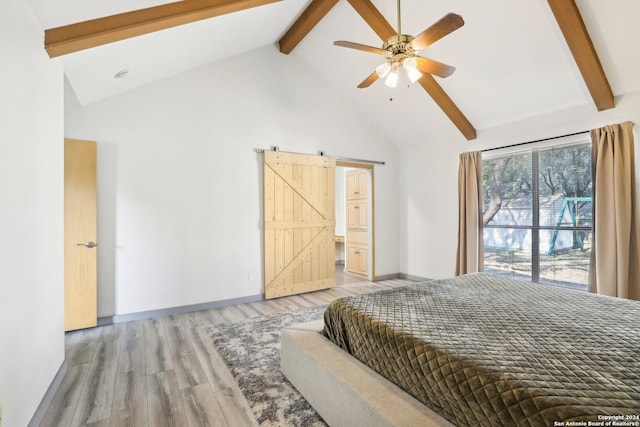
[41,270,414,427]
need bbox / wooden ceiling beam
[279,0,339,54]
[547,0,614,111]
[45,0,282,58]
[347,0,476,141]
[346,0,396,40]
[418,74,476,140]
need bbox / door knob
[77,241,97,248]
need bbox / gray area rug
[201,305,328,427]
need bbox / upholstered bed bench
[281,319,454,427]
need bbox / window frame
[481,134,592,285]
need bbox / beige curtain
[455,151,484,275]
[588,122,640,300]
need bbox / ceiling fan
[334,0,464,88]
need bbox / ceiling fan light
[384,70,399,88]
[402,56,417,71]
[406,67,422,83]
[403,56,422,83]
[376,62,391,78]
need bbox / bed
[281,273,640,426]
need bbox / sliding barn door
[263,151,336,299]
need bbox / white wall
[65,46,400,317]
[0,0,65,425]
[399,92,640,279]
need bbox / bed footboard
[280,320,454,427]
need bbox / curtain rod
[254,147,385,165]
[481,130,590,153]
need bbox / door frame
[337,161,375,281]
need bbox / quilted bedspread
[321,273,640,426]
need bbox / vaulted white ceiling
[27,0,640,147]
